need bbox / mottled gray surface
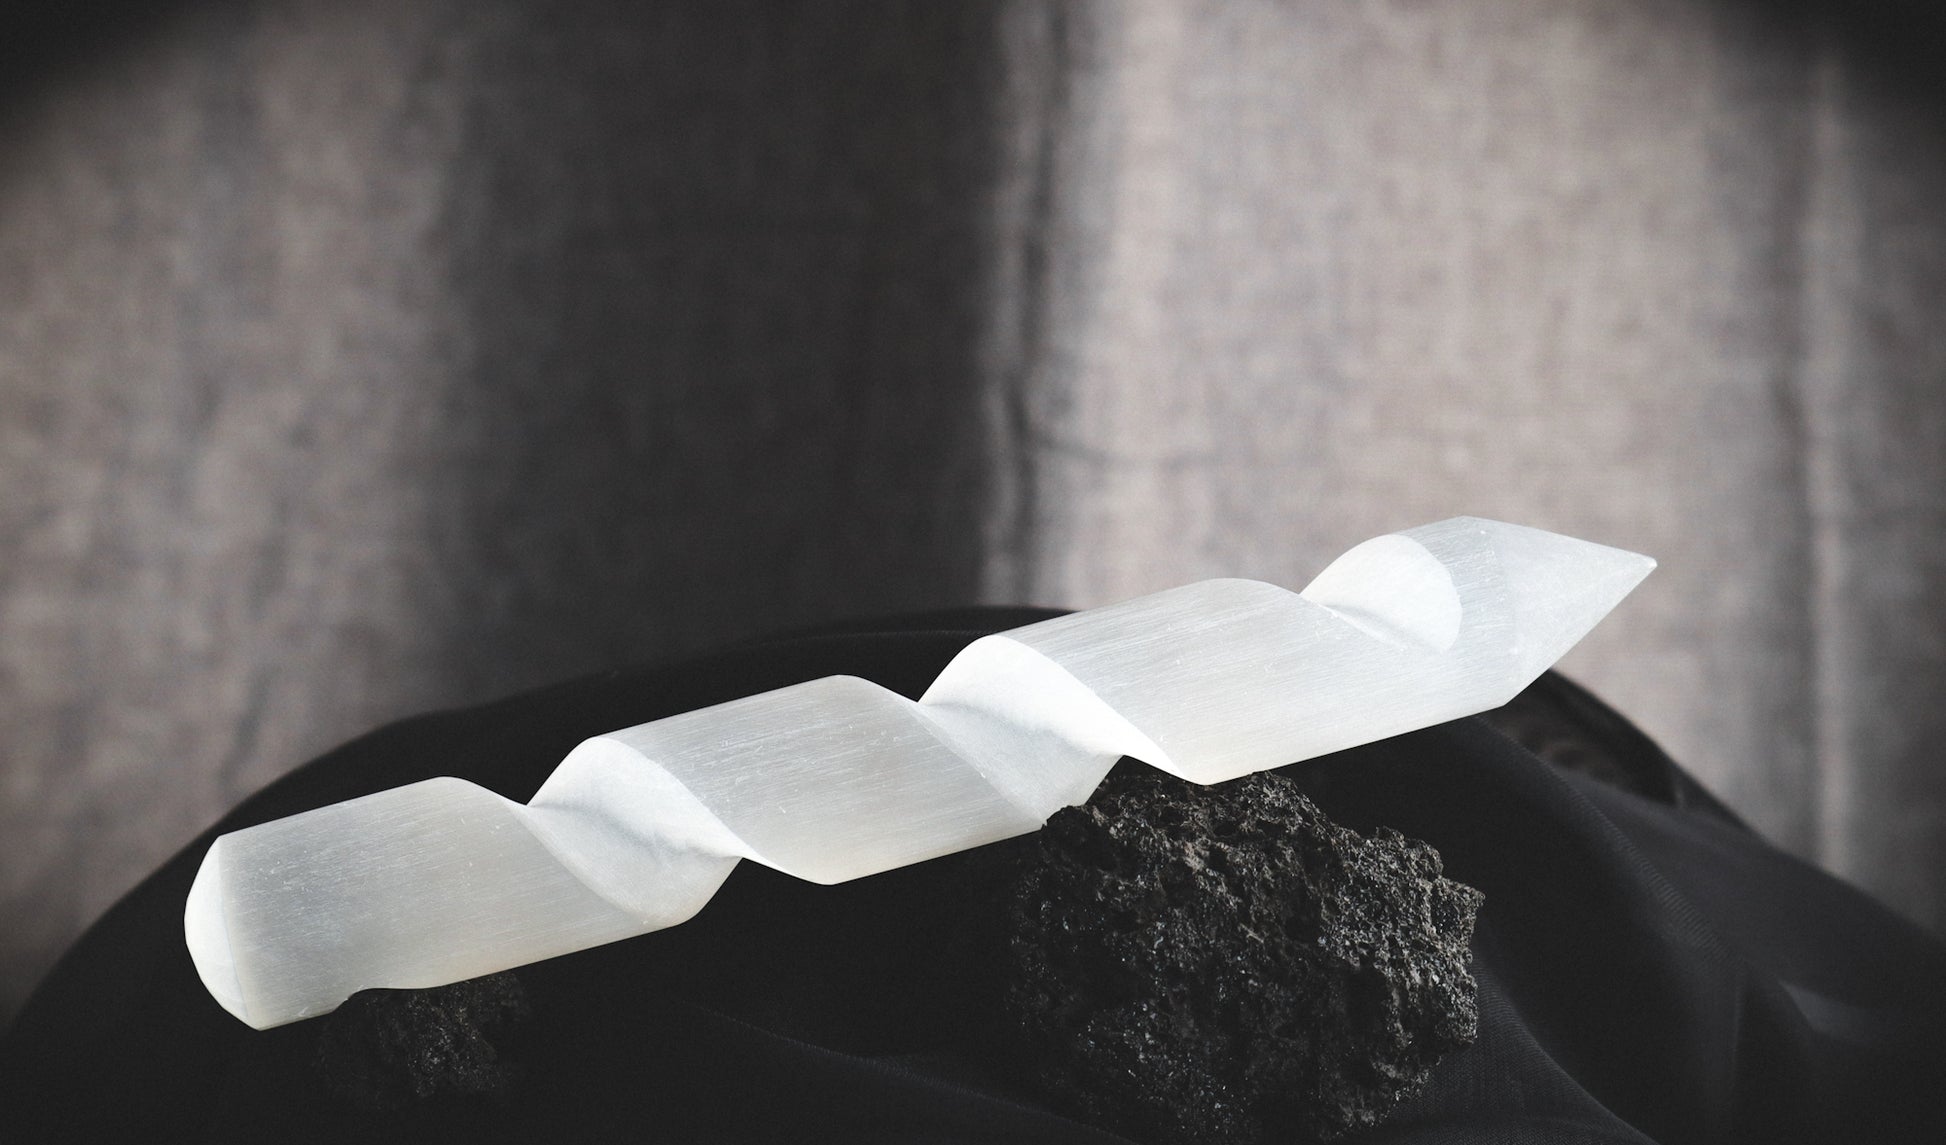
[2,0,1943,1025]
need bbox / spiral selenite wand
[185,517,1654,1030]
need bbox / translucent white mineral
[185,517,1653,1029]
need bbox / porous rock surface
[1005,765,1483,1144]
[312,973,531,1110]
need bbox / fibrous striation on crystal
[184,518,1651,1029]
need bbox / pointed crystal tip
[1460,517,1656,681]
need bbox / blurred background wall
[3,0,1943,1026]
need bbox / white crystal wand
[185,517,1653,1029]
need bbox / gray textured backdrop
[3,0,1943,1026]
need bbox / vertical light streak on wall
[1799,27,1853,893]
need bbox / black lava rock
[312,973,531,1111]
[1005,765,1483,1144]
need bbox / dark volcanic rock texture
[313,973,531,1111]
[1005,766,1483,1144]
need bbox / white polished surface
[185,517,1652,1028]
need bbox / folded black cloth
[5,611,1943,1143]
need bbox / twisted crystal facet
[185,517,1654,1029]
